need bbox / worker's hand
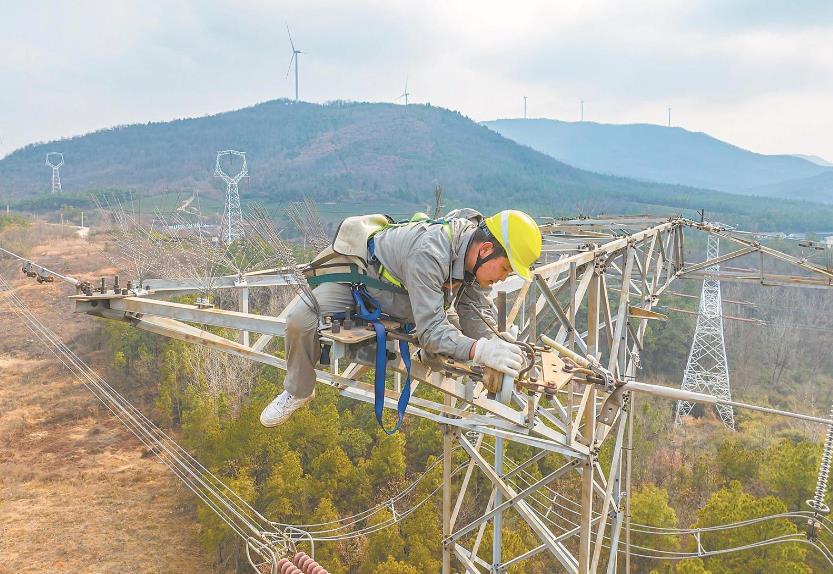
[473,336,524,378]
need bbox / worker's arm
[456,284,498,341]
[403,247,478,361]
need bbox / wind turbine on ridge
[397,76,410,105]
[286,24,302,102]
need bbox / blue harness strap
[351,284,413,434]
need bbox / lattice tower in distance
[214,150,248,243]
[675,232,735,429]
[46,152,64,194]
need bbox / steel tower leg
[442,393,453,574]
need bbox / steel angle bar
[453,544,485,574]
[676,246,757,276]
[607,248,635,374]
[552,265,595,348]
[89,309,531,434]
[609,261,644,297]
[503,450,556,480]
[521,271,569,341]
[605,501,626,574]
[684,221,833,281]
[413,370,581,450]
[85,301,585,453]
[592,459,610,495]
[599,273,615,350]
[459,436,580,574]
[501,512,607,571]
[141,273,301,292]
[535,222,674,279]
[590,408,628,571]
[530,395,571,433]
[252,334,273,352]
[447,462,578,544]
[506,280,530,325]
[681,271,833,288]
[570,386,593,445]
[78,296,289,337]
[469,488,497,562]
[450,434,484,531]
[534,275,576,342]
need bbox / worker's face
[475,242,513,288]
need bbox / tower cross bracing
[7,216,833,573]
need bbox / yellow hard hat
[410,212,430,222]
[484,210,542,281]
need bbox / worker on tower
[260,209,543,428]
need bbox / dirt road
[0,227,214,573]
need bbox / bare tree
[246,204,319,317]
[94,193,166,287]
[285,197,330,253]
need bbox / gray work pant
[283,268,415,399]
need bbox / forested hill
[483,118,833,200]
[2,99,833,230]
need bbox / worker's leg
[283,282,354,398]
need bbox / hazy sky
[3,0,833,160]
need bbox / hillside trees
[695,481,810,574]
[628,485,679,574]
[89,262,833,573]
[7,100,833,231]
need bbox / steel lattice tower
[214,150,248,243]
[675,233,735,429]
[46,152,64,194]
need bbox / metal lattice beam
[6,215,833,573]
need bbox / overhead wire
[0,269,289,564]
[4,216,833,570]
[0,266,472,551]
[474,442,833,566]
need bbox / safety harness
[350,282,414,434]
[304,216,453,433]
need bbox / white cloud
[1,0,832,161]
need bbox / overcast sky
[3,0,833,161]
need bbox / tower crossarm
[7,214,833,574]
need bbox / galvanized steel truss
[11,216,833,573]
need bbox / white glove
[500,324,520,341]
[473,336,524,378]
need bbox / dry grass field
[0,223,214,573]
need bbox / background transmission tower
[214,150,248,243]
[675,232,735,429]
[46,152,64,194]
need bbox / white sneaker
[259,390,315,427]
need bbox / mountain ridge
[2,99,833,231]
[482,118,832,201]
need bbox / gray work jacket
[372,218,497,361]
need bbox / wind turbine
[397,76,410,105]
[286,24,302,102]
